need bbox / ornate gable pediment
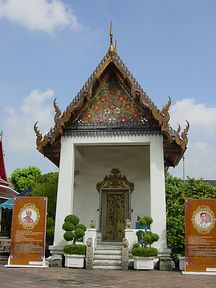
[34,24,189,169]
[64,64,160,134]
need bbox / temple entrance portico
[52,135,167,252]
[34,25,189,263]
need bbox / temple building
[0,132,18,236]
[34,25,189,261]
[0,132,18,204]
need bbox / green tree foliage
[31,172,58,246]
[46,216,55,245]
[166,174,216,256]
[31,172,58,218]
[11,166,41,192]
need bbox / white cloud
[169,98,216,179]
[0,0,80,33]
[4,89,55,152]
[170,98,216,137]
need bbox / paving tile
[0,266,216,288]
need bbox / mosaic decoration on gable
[72,68,159,130]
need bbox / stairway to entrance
[93,241,122,270]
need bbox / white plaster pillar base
[84,228,97,249]
[124,229,137,249]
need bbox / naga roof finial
[181,120,190,141]
[34,121,42,144]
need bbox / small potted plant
[62,214,87,268]
[132,216,159,270]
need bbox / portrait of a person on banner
[18,203,40,229]
[23,209,34,224]
[192,205,215,234]
[198,211,212,228]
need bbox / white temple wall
[73,145,150,229]
[53,134,167,250]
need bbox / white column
[53,137,75,247]
[150,136,167,251]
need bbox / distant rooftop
[201,180,216,187]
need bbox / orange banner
[185,199,216,273]
[7,196,47,267]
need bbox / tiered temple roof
[34,24,189,170]
[0,132,18,203]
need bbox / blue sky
[0,0,216,179]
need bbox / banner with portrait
[6,196,47,267]
[185,199,216,273]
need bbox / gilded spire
[110,21,113,45]
[108,21,116,56]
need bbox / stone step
[97,241,122,246]
[93,265,121,270]
[96,238,122,248]
[93,259,122,266]
[93,239,123,270]
[94,254,122,260]
[94,249,121,255]
[96,246,122,251]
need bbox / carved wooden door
[102,190,129,241]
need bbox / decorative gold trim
[175,124,182,145]
[181,120,190,148]
[53,99,61,124]
[161,96,171,124]
[96,168,134,192]
[191,205,215,235]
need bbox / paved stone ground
[0,267,216,288]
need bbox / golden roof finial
[110,21,113,45]
[108,21,116,56]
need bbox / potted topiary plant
[132,216,159,270]
[62,214,87,268]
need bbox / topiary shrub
[63,244,86,255]
[63,231,74,242]
[64,214,79,225]
[132,216,159,257]
[62,214,87,255]
[138,216,153,227]
[62,221,75,231]
[132,243,140,249]
[132,246,158,257]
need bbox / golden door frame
[96,168,134,241]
